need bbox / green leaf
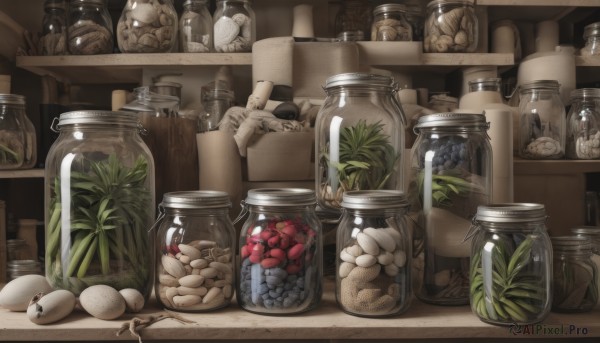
[507,237,533,280]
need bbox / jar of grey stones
[423,0,478,53]
[67,0,114,55]
[155,191,236,312]
[117,0,178,53]
[213,0,255,52]
[237,188,322,314]
[336,190,412,317]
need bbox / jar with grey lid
[154,191,236,312]
[371,4,412,41]
[571,226,600,309]
[551,235,597,313]
[581,22,600,56]
[335,0,372,42]
[117,0,178,53]
[180,0,213,52]
[236,188,322,314]
[566,88,600,160]
[423,0,478,53]
[8,260,43,281]
[68,0,113,55]
[0,94,37,169]
[336,190,412,317]
[40,0,67,55]
[213,0,255,52]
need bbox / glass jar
[7,260,43,281]
[371,4,412,42]
[423,0,478,53]
[336,190,412,317]
[237,188,322,314]
[408,112,492,305]
[581,22,600,56]
[0,94,37,170]
[469,78,502,93]
[402,0,425,41]
[335,0,372,41]
[551,236,597,313]
[7,238,30,261]
[571,226,600,310]
[40,0,67,55]
[315,73,406,216]
[566,88,600,160]
[154,191,235,312]
[180,0,212,53]
[469,204,552,325]
[67,0,114,55]
[518,80,566,159]
[117,0,177,53]
[213,0,255,52]
[200,83,235,132]
[44,111,155,297]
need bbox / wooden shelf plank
[0,169,44,179]
[422,53,514,66]
[514,158,600,175]
[478,0,599,6]
[576,55,600,67]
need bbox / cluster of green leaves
[416,169,484,207]
[322,120,398,192]
[46,154,152,294]
[0,143,21,165]
[470,236,547,324]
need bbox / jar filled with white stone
[213,0,255,52]
[180,0,213,52]
[566,88,600,160]
[116,0,178,53]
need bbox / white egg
[119,288,145,313]
[0,275,53,311]
[79,285,126,320]
[27,290,76,325]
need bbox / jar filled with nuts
[180,0,213,52]
[67,0,114,55]
[40,0,67,55]
[371,4,412,42]
[155,191,236,312]
[423,0,478,53]
[213,0,255,52]
[117,0,178,53]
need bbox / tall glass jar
[44,111,155,297]
[67,0,114,55]
[117,0,177,53]
[371,4,412,42]
[180,0,213,53]
[213,0,255,52]
[551,236,597,313]
[200,84,235,132]
[566,88,600,160]
[335,0,372,41]
[336,190,412,317]
[154,191,235,312]
[423,0,478,53]
[469,204,552,325]
[518,80,566,159]
[571,226,600,309]
[581,22,600,56]
[408,112,492,306]
[315,73,406,216]
[40,0,67,55]
[0,94,37,170]
[236,188,322,314]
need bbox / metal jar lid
[0,94,26,105]
[57,110,139,127]
[245,188,316,207]
[427,0,474,10]
[519,80,560,92]
[161,191,231,209]
[341,190,408,210]
[569,88,600,101]
[551,236,592,254]
[324,73,395,89]
[475,203,546,223]
[414,112,487,131]
[468,78,501,91]
[571,226,600,237]
[374,4,408,16]
[584,22,600,40]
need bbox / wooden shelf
[514,158,600,175]
[478,0,599,6]
[0,169,44,179]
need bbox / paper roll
[17,219,38,261]
[292,4,314,39]
[0,75,11,94]
[111,90,128,111]
[483,107,514,203]
[252,37,295,88]
[535,20,559,53]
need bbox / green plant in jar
[46,154,152,295]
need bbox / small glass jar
[581,22,600,56]
[335,0,372,41]
[237,188,322,315]
[336,190,412,317]
[7,260,43,281]
[180,0,213,53]
[423,0,478,53]
[571,226,600,310]
[213,0,255,52]
[67,0,114,55]
[315,73,406,216]
[7,239,30,261]
[371,4,412,42]
[40,0,67,55]
[408,113,492,306]
[566,88,600,160]
[154,191,235,312]
[551,236,597,313]
[518,80,566,159]
[470,203,553,325]
[402,0,425,41]
[45,111,155,297]
[200,83,235,132]
[0,94,37,170]
[117,0,177,53]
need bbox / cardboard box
[246,132,314,182]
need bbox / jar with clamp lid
[68,0,113,55]
[213,0,255,52]
[40,0,67,55]
[117,0,178,53]
[0,94,37,169]
[236,188,322,315]
[371,4,412,41]
[551,236,597,313]
[469,203,552,325]
[44,111,155,296]
[154,191,236,312]
[315,73,406,216]
[336,190,412,317]
[581,22,600,56]
[518,80,566,159]
[424,0,478,53]
[180,0,213,52]
[408,112,492,306]
[571,226,600,310]
[566,88,600,160]
[335,0,373,41]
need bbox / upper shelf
[478,0,599,5]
